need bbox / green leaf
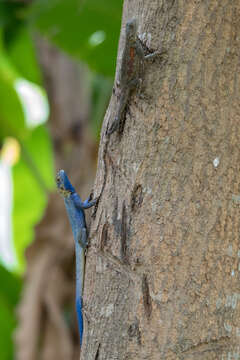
[0,265,21,360]
[31,0,123,76]
[0,264,21,307]
[0,2,28,33]
[13,125,55,272]
[0,297,16,360]
[0,50,27,139]
[6,25,42,85]
[0,3,54,274]
[21,125,55,191]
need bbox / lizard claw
[89,190,94,201]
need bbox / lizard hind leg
[77,227,88,248]
[107,86,131,136]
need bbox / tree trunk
[83,1,240,359]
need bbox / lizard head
[56,169,75,197]
[126,18,137,40]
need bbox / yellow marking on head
[57,187,72,197]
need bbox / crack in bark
[142,274,152,319]
[120,201,129,264]
[100,223,109,251]
[178,336,231,357]
[92,135,110,219]
[94,343,101,360]
[128,318,142,345]
[131,184,143,211]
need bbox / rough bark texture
[82,1,240,359]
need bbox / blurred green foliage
[0,264,21,360]
[31,0,122,76]
[0,0,122,358]
[13,125,55,270]
[0,1,54,274]
[7,25,42,85]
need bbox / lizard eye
[56,173,61,182]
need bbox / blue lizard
[56,169,96,346]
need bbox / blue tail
[76,296,83,345]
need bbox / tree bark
[82,0,240,359]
